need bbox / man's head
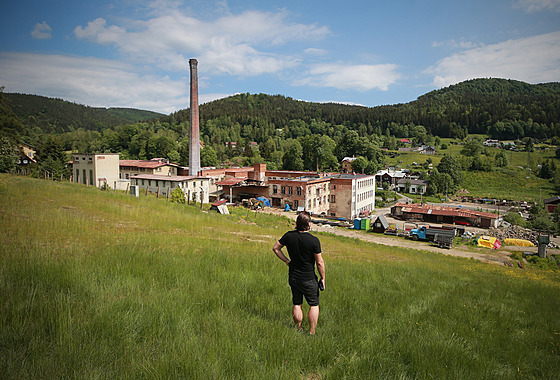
[296,213,311,231]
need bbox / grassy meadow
[1,174,560,379]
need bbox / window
[294,200,299,208]
[330,195,336,203]
[272,185,277,194]
[288,186,293,195]
[333,184,336,190]
[281,186,286,195]
[296,187,302,196]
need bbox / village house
[17,142,37,167]
[340,157,357,173]
[396,178,428,194]
[72,153,120,189]
[544,196,560,213]
[375,168,408,187]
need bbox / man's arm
[272,241,290,266]
[315,252,325,289]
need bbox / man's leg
[292,304,303,331]
[308,305,319,335]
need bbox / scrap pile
[486,225,558,248]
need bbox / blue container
[354,218,362,230]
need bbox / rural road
[262,205,556,266]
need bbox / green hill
[158,78,560,140]
[4,93,163,134]
[1,174,559,378]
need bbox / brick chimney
[189,59,201,177]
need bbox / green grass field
[1,175,559,379]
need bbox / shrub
[526,255,559,271]
[510,252,523,261]
[504,211,526,227]
[170,187,186,204]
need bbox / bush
[529,216,556,232]
[504,211,526,227]
[510,252,523,261]
[170,187,186,204]
[526,255,559,271]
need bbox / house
[72,153,120,189]
[375,169,407,187]
[130,174,211,203]
[400,139,411,144]
[396,178,428,194]
[340,157,357,173]
[544,196,560,213]
[17,143,36,167]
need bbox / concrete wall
[73,153,120,189]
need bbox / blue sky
[1,0,559,114]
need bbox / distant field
[1,175,559,379]
[383,135,557,203]
[461,169,554,202]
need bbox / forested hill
[161,78,560,140]
[4,93,163,134]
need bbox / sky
[1,0,559,114]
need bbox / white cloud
[304,48,328,56]
[425,31,560,88]
[0,52,190,113]
[432,39,484,49]
[74,10,329,77]
[31,22,52,40]
[514,0,560,12]
[297,63,401,91]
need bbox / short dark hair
[296,213,311,231]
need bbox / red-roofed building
[119,158,180,179]
[391,203,500,228]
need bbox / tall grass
[1,174,559,379]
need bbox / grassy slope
[384,137,555,202]
[1,175,559,379]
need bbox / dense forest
[4,93,163,134]
[2,78,560,176]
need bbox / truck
[409,225,456,248]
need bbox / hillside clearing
[1,175,559,379]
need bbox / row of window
[357,190,375,203]
[357,178,375,189]
[272,185,302,196]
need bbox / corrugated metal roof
[131,174,199,181]
[395,203,498,219]
[120,160,179,169]
[216,177,247,186]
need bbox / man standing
[272,213,326,335]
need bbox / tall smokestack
[189,58,201,177]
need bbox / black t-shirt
[279,230,322,281]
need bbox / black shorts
[289,277,319,306]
